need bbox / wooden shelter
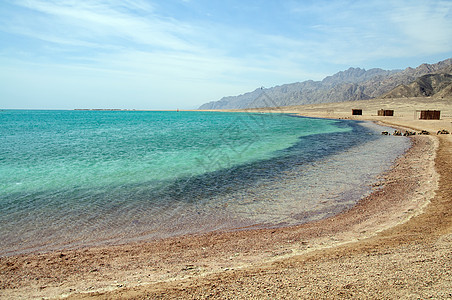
[378,109,394,116]
[352,109,362,116]
[418,110,440,120]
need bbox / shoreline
[1,97,451,299]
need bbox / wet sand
[1,97,451,299]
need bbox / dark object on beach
[419,110,440,120]
[381,131,389,135]
[419,130,430,135]
[378,109,394,116]
[437,129,450,134]
[352,109,362,115]
[403,131,416,136]
[393,130,402,136]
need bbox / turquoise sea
[0,110,410,256]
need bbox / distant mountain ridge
[383,66,452,99]
[198,58,452,109]
[321,67,397,86]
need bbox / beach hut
[378,109,394,116]
[352,109,362,115]
[419,110,441,120]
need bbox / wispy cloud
[2,0,320,80]
[5,0,451,70]
[285,0,452,63]
[7,0,198,52]
[0,0,451,109]
[388,0,452,53]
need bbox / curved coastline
[0,113,401,257]
[0,97,451,299]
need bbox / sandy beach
[1,97,451,299]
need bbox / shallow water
[0,110,410,256]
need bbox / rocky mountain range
[198,58,452,110]
[383,67,452,99]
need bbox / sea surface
[0,110,410,256]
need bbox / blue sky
[1,0,451,109]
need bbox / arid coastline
[0,97,451,299]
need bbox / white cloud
[1,0,451,109]
[285,0,452,63]
[11,0,198,52]
[8,0,450,72]
[388,0,452,53]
